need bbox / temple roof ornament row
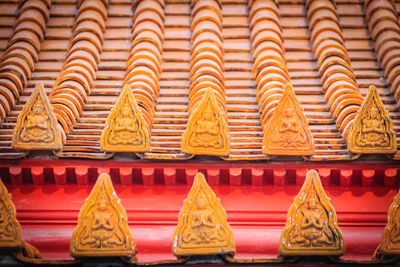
[11,83,397,157]
[4,169,400,261]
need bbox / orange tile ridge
[100,84,150,152]
[306,0,363,140]
[0,0,50,121]
[70,173,137,259]
[279,169,345,256]
[0,177,42,260]
[49,0,107,136]
[248,0,290,133]
[364,1,400,106]
[124,0,165,131]
[188,0,226,116]
[262,84,314,155]
[12,83,62,151]
[172,172,235,257]
[348,85,397,154]
[182,88,230,156]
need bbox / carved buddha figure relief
[355,104,389,148]
[272,105,307,148]
[289,190,334,248]
[20,99,53,143]
[181,88,230,156]
[12,84,61,150]
[81,191,124,248]
[263,84,314,155]
[70,173,136,258]
[0,179,22,247]
[173,172,235,256]
[374,190,400,257]
[279,169,345,256]
[348,85,396,154]
[109,100,140,146]
[182,193,224,244]
[189,104,222,149]
[100,85,149,152]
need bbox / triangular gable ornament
[100,84,149,152]
[0,178,41,259]
[12,83,62,150]
[279,169,345,256]
[262,83,314,155]
[0,178,23,249]
[374,190,400,258]
[181,88,230,156]
[348,85,397,154]
[70,173,136,259]
[172,172,235,257]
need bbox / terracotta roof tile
[0,0,399,160]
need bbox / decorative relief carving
[70,173,136,258]
[374,190,400,258]
[262,84,314,155]
[279,169,345,256]
[172,172,235,257]
[348,85,397,154]
[0,178,42,260]
[0,178,23,249]
[100,85,149,152]
[12,83,62,150]
[181,88,230,156]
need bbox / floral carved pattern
[181,88,230,156]
[279,169,345,256]
[172,172,235,256]
[12,83,61,150]
[262,83,314,155]
[348,85,397,154]
[70,173,136,258]
[100,85,149,152]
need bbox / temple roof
[0,0,400,161]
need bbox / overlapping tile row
[188,0,226,114]
[364,0,400,105]
[248,0,290,130]
[362,0,400,157]
[1,0,400,160]
[124,0,165,131]
[49,0,108,135]
[142,1,191,158]
[306,0,363,139]
[0,0,50,120]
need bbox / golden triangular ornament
[181,88,230,156]
[100,84,149,152]
[0,178,23,248]
[12,84,62,150]
[374,190,400,258]
[70,173,136,258]
[279,169,345,256]
[172,172,235,257]
[348,85,397,154]
[262,83,314,155]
